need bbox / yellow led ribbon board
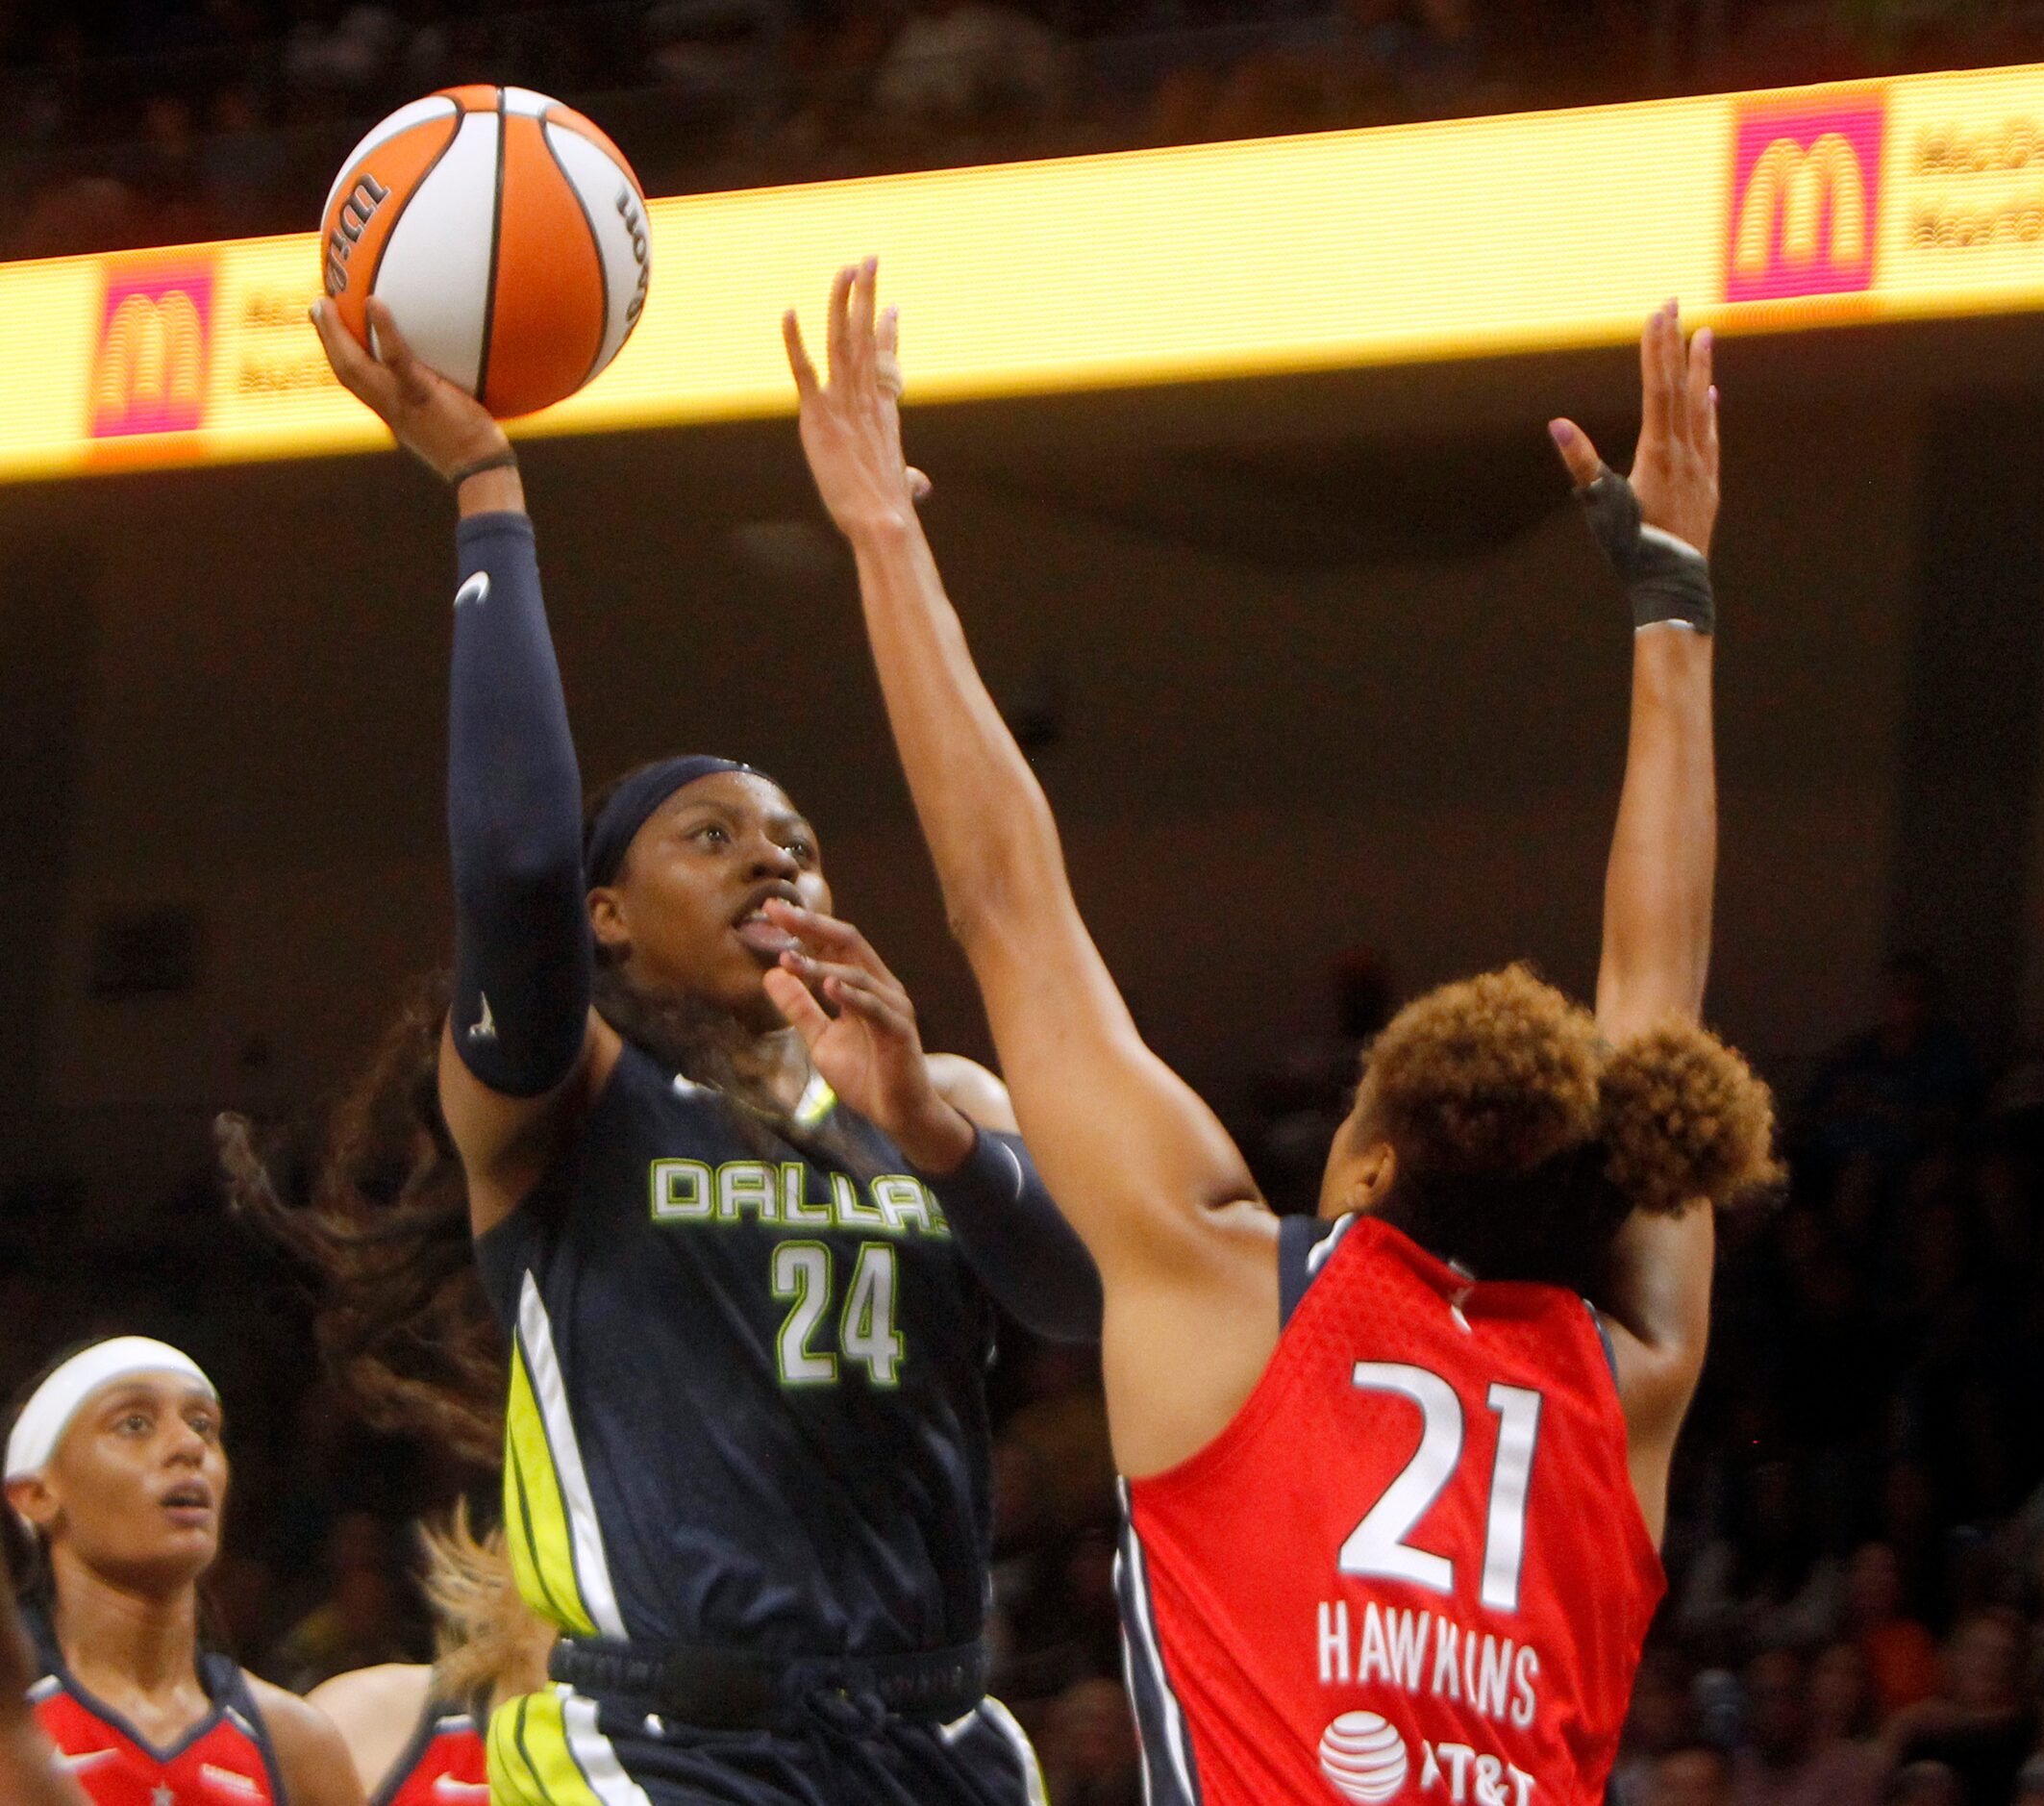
[2,62,2042,480]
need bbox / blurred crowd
[11,947,2044,1801]
[7,0,2044,260]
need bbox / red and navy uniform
[24,1613,284,1806]
[1117,1213,1665,1806]
[372,1693,487,1806]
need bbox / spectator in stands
[1035,1676,1141,1806]
[1678,1461,1843,1654]
[1612,1650,1699,1806]
[1881,1609,2036,1806]
[1881,1463,1953,1629]
[1651,1743,1734,1806]
[1403,0,1492,112]
[1809,1641,1882,1749]
[1888,1763,1965,1806]
[284,1,401,105]
[1733,1646,1882,1806]
[125,92,219,246]
[1853,1540,1945,1716]
[12,175,143,260]
[869,0,1070,138]
[203,80,289,237]
[1807,955,1982,1163]
[262,1509,419,1691]
[1238,945,1398,1215]
[644,0,790,149]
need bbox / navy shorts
[487,1687,1045,1806]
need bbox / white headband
[5,1338,217,1483]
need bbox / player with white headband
[2,1337,362,1806]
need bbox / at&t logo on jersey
[1318,1712,1537,1806]
[1319,1712,1408,1802]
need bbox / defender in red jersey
[311,1509,551,1806]
[3,1339,362,1806]
[28,1632,286,1806]
[786,270,1780,1806]
[1120,1210,1664,1806]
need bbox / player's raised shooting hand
[311,296,511,488]
[759,898,976,1173]
[784,259,932,543]
[1551,300,1719,560]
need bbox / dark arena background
[10,5,2044,1806]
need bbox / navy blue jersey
[474,1041,998,1659]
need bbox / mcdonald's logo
[1726,100,1883,304]
[90,264,214,437]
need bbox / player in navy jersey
[311,1509,550,1806]
[2,1338,361,1806]
[784,265,1781,1804]
[285,294,1095,1805]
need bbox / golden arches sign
[94,289,206,414]
[1,63,2042,482]
[1733,133,1867,275]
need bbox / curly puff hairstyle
[1356,964,1780,1291]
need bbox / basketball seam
[473,87,510,407]
[323,94,456,228]
[538,115,611,391]
[358,110,463,322]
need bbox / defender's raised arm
[782,263,1262,1292]
[1553,303,1739,1542]
[1554,301,1720,1046]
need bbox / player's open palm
[784,259,930,539]
[311,295,508,483]
[759,899,969,1167]
[1551,300,1719,559]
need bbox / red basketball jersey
[1118,1213,1664,1806]
[373,1696,487,1806]
[28,1641,282,1806]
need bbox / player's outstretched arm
[1553,302,1721,1539]
[1557,300,1719,1047]
[783,263,1262,1305]
[312,299,615,1234]
[0,1587,87,1806]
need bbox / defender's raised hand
[1552,300,1719,560]
[784,259,930,541]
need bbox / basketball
[320,86,650,419]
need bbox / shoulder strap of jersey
[204,1653,291,1800]
[200,1650,255,1722]
[1279,1212,1361,1326]
[18,1601,60,1685]
[1583,1295,1620,1379]
[367,1687,458,1806]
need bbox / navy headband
[584,755,773,888]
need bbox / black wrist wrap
[1576,464,1714,636]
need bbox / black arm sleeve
[922,1129,1103,1342]
[446,511,593,1096]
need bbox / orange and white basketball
[320,86,651,418]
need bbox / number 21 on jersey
[1340,1364,1543,1613]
